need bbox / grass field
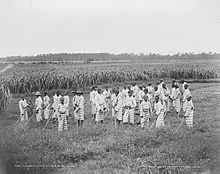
[0,81,220,174]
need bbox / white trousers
[20,111,28,122]
[155,112,164,128]
[44,107,50,120]
[36,109,42,122]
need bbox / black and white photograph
[0,0,220,173]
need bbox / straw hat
[35,91,41,96]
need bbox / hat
[76,90,83,94]
[35,91,41,96]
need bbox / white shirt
[35,96,43,110]
[140,100,152,114]
[90,90,97,103]
[138,90,145,101]
[154,101,164,115]
[182,82,188,93]
[123,96,136,108]
[58,103,68,114]
[147,86,154,94]
[19,99,28,114]
[43,95,50,108]
[103,89,110,99]
[182,89,191,102]
[95,93,106,108]
[63,95,70,108]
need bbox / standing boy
[19,97,29,122]
[123,90,136,125]
[154,95,165,128]
[35,91,43,123]
[43,92,50,120]
[140,95,152,128]
[58,97,68,131]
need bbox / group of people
[18,79,194,131]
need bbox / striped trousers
[185,111,193,127]
[44,107,50,120]
[140,112,150,128]
[183,101,187,112]
[155,112,164,128]
[36,109,42,122]
[96,107,104,122]
[75,108,84,120]
[123,109,135,124]
[58,114,67,131]
[115,109,123,121]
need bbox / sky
[0,0,220,57]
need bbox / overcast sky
[0,0,220,57]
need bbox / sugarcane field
[0,56,219,174]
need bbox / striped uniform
[63,95,70,116]
[184,100,194,127]
[103,89,111,111]
[75,95,84,120]
[19,99,29,121]
[95,93,106,122]
[140,100,152,128]
[35,96,43,122]
[43,95,50,120]
[115,94,123,121]
[121,89,129,106]
[123,96,136,124]
[161,88,170,112]
[90,90,97,115]
[111,93,117,118]
[52,94,61,118]
[154,100,165,128]
[173,88,181,112]
[138,90,145,112]
[182,89,191,112]
[58,103,68,131]
[131,85,139,103]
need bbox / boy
[182,84,191,112]
[19,96,29,122]
[173,85,181,115]
[43,92,50,120]
[114,89,123,125]
[35,91,43,123]
[161,83,170,113]
[154,95,165,128]
[52,91,62,123]
[63,90,70,117]
[95,88,106,124]
[184,95,194,128]
[140,95,152,128]
[75,91,84,127]
[58,97,68,131]
[90,86,97,120]
[123,90,136,125]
